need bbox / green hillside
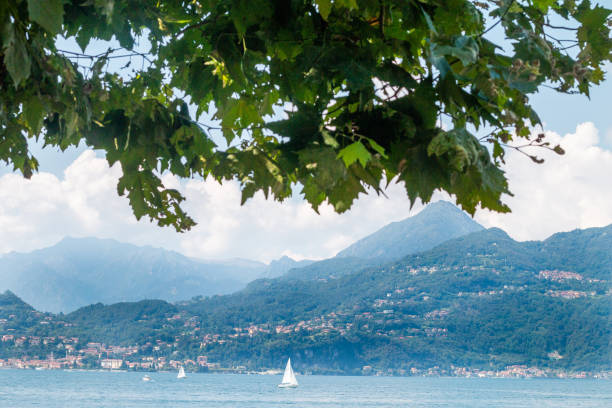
[180,226,611,372]
[1,224,610,374]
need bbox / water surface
[0,370,610,407]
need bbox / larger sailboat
[278,358,298,388]
[177,366,186,379]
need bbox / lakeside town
[1,355,610,379]
[0,335,610,379]
[1,265,609,380]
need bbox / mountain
[66,299,180,344]
[283,257,381,280]
[0,201,484,312]
[178,225,611,372]
[285,201,484,280]
[336,201,484,260]
[0,290,50,333]
[0,237,246,313]
[263,256,316,279]
[1,225,610,373]
[536,225,612,280]
[0,237,316,314]
[0,290,34,314]
[189,257,267,283]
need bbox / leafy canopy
[1,0,610,231]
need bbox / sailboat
[278,358,298,388]
[177,366,186,379]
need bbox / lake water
[0,370,611,407]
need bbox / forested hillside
[1,224,610,373]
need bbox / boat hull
[278,383,298,388]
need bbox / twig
[544,23,578,31]
[481,0,516,36]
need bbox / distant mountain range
[0,200,482,312]
[3,198,610,335]
[0,237,312,313]
[1,220,609,373]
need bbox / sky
[0,32,611,263]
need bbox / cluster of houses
[0,335,219,371]
[0,353,217,371]
[546,289,593,299]
[359,364,610,379]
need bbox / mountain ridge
[1,222,610,373]
[335,201,484,260]
[0,238,311,313]
[285,201,485,281]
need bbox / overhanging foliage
[1,0,610,230]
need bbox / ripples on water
[0,370,610,407]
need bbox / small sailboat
[278,358,298,388]
[177,366,186,379]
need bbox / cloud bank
[0,123,611,261]
[475,122,612,241]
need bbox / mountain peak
[269,255,296,265]
[335,201,484,261]
[422,200,462,211]
[0,290,33,310]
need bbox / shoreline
[1,366,610,380]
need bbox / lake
[0,370,610,407]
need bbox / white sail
[278,358,298,388]
[177,366,186,379]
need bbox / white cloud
[475,122,612,241]
[0,150,420,261]
[0,150,148,254]
[0,122,611,261]
[603,127,612,149]
[178,175,419,261]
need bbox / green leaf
[422,9,438,36]
[337,141,372,168]
[533,0,555,12]
[75,24,95,52]
[301,179,326,211]
[432,36,479,67]
[241,182,258,205]
[427,128,479,172]
[3,29,31,86]
[321,131,339,148]
[336,0,358,10]
[27,0,65,35]
[365,138,388,159]
[23,97,45,135]
[316,0,333,20]
[64,109,80,140]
